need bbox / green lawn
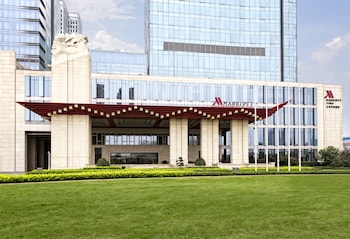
[1,175,350,239]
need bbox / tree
[318,146,341,166]
[340,151,350,167]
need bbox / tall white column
[169,118,188,166]
[200,119,219,166]
[50,34,92,169]
[51,115,91,169]
[0,51,17,172]
[231,120,249,166]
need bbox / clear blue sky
[65,0,350,136]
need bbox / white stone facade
[0,42,344,172]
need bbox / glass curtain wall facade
[145,0,297,82]
[282,0,297,82]
[0,0,55,70]
[91,50,147,75]
[25,75,51,122]
[91,78,318,162]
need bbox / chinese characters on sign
[324,90,341,109]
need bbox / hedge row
[0,167,232,183]
[2,167,350,184]
[28,166,123,174]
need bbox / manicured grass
[1,175,350,238]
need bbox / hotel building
[0,0,343,172]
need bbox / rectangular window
[24,75,51,122]
[117,88,122,99]
[110,153,158,164]
[129,87,134,100]
[189,134,200,145]
[96,83,104,98]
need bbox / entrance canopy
[18,101,289,123]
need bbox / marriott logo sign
[324,90,334,99]
[324,90,341,109]
[212,97,253,107]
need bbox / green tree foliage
[96,158,110,166]
[318,146,342,167]
[340,151,350,167]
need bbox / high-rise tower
[0,0,57,70]
[58,1,82,34]
[68,12,82,34]
[145,0,297,82]
[59,0,69,34]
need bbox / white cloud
[89,30,143,53]
[311,34,350,63]
[64,0,137,22]
[325,37,346,50]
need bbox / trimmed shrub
[301,161,320,167]
[96,158,110,166]
[194,158,206,166]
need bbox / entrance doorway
[26,132,51,171]
[220,126,231,163]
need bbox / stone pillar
[200,119,219,166]
[231,120,249,165]
[51,115,91,169]
[0,51,17,172]
[169,118,188,166]
[50,34,92,169]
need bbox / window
[110,153,158,164]
[24,75,51,123]
[25,75,51,97]
[96,83,104,99]
[94,133,170,146]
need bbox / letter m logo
[213,97,223,106]
[324,90,334,99]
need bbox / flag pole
[265,103,268,172]
[254,84,258,172]
[265,75,268,172]
[287,74,291,172]
[276,67,280,172]
[298,82,302,171]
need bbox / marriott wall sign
[212,97,253,107]
[324,90,341,109]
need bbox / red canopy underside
[18,101,289,124]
